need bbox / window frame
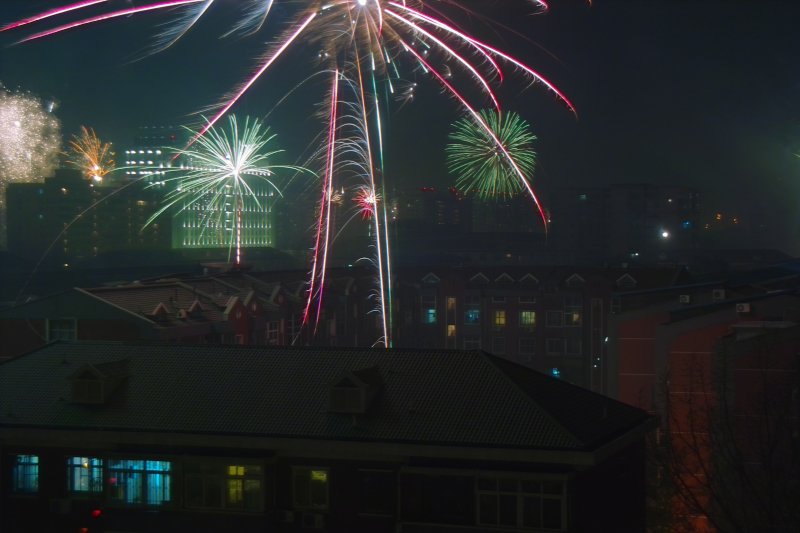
[66,456,104,495]
[107,458,172,507]
[476,476,566,531]
[292,466,329,511]
[184,461,265,513]
[545,338,563,356]
[519,310,536,331]
[545,311,563,328]
[12,454,39,494]
[46,317,77,341]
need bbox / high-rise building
[6,168,170,265]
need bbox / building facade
[0,342,655,533]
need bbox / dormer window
[616,274,637,290]
[329,367,383,415]
[68,360,128,405]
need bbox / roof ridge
[479,351,585,448]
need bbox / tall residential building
[6,168,170,265]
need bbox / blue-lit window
[108,459,171,506]
[464,309,481,324]
[12,455,39,494]
[67,457,103,493]
[423,308,437,324]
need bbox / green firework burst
[446,110,537,198]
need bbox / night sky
[2,0,799,253]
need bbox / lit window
[493,310,506,329]
[447,324,456,337]
[447,297,456,311]
[464,308,480,324]
[519,311,536,330]
[422,294,437,324]
[293,467,328,510]
[12,455,38,493]
[108,459,171,505]
[67,457,103,493]
[564,311,582,327]
[423,308,437,324]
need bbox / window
[492,336,505,355]
[447,297,456,311]
[493,310,506,330]
[293,467,328,510]
[108,459,171,505]
[491,295,506,304]
[266,321,280,345]
[519,310,536,330]
[564,311,582,327]
[12,455,38,493]
[566,338,582,356]
[545,311,563,328]
[422,293,437,324]
[47,318,76,341]
[464,308,480,324]
[447,324,456,337]
[519,338,536,357]
[464,336,481,350]
[67,457,103,493]
[423,308,437,325]
[546,338,563,356]
[564,296,582,327]
[359,470,395,516]
[477,478,564,530]
[519,295,536,304]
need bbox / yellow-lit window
[494,310,506,329]
[447,324,456,337]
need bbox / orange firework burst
[67,125,114,182]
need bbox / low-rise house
[0,342,655,532]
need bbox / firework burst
[0,86,61,247]
[5,0,578,345]
[145,115,308,265]
[67,126,115,182]
[447,110,537,198]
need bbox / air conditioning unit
[679,294,691,304]
[712,289,726,301]
[277,510,295,523]
[735,303,751,314]
[301,512,325,529]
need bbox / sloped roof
[0,342,651,452]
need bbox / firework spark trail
[1,0,109,32]
[355,53,389,347]
[13,0,207,44]
[303,69,340,329]
[145,116,305,264]
[196,11,317,142]
[7,0,579,346]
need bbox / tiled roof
[0,343,651,452]
[86,283,225,322]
